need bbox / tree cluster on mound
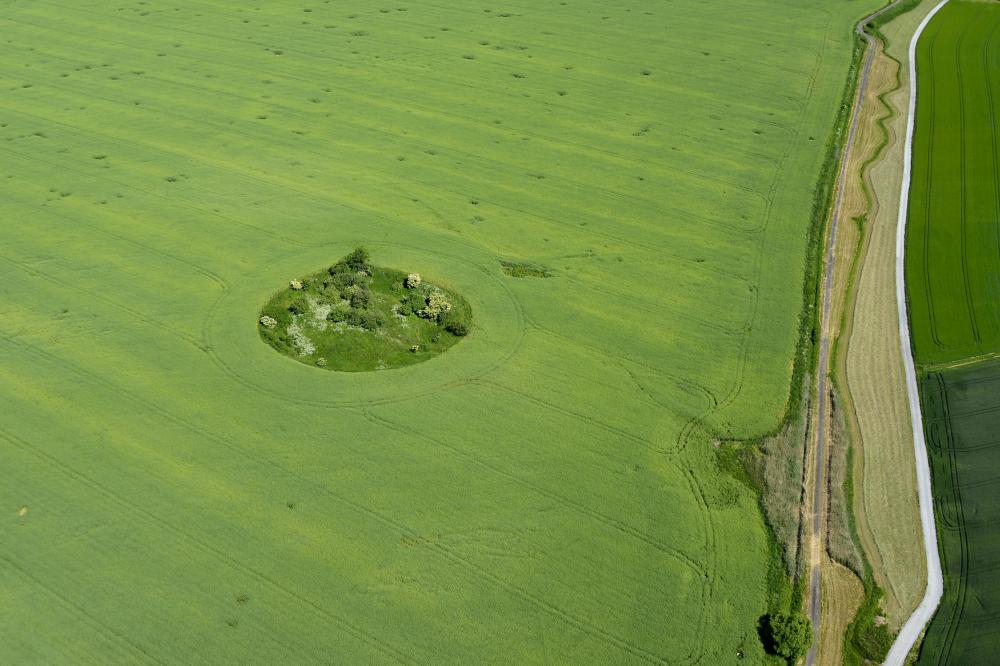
[257,247,471,371]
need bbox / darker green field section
[917,358,1000,665]
[906,0,1000,367]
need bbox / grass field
[917,358,1000,664]
[0,1,870,662]
[905,2,1000,663]
[906,0,1000,367]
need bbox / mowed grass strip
[843,0,942,627]
[1,0,869,662]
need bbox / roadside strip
[883,1,949,662]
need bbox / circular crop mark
[257,247,472,372]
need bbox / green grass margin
[717,16,871,630]
[721,0,930,649]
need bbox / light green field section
[1,1,867,663]
[906,0,1000,366]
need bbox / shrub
[287,297,309,315]
[344,309,366,327]
[763,613,812,662]
[327,308,349,323]
[444,318,469,336]
[344,246,370,272]
[326,270,358,291]
[350,283,371,309]
[847,587,894,662]
[260,304,290,327]
[359,311,383,330]
[405,273,421,288]
[420,289,452,320]
[854,621,893,661]
[398,291,426,316]
[289,279,304,290]
[328,261,351,276]
[259,315,278,328]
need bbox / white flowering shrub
[420,289,452,319]
[259,315,278,328]
[405,273,421,289]
[289,279,304,290]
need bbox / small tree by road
[762,612,813,663]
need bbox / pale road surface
[883,0,948,663]
[804,2,902,664]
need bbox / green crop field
[906,0,1000,367]
[918,359,1000,665]
[0,1,868,663]
[906,2,1000,664]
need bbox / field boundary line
[884,1,948,662]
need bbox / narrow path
[805,3,903,664]
[884,1,949,663]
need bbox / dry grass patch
[819,555,865,666]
